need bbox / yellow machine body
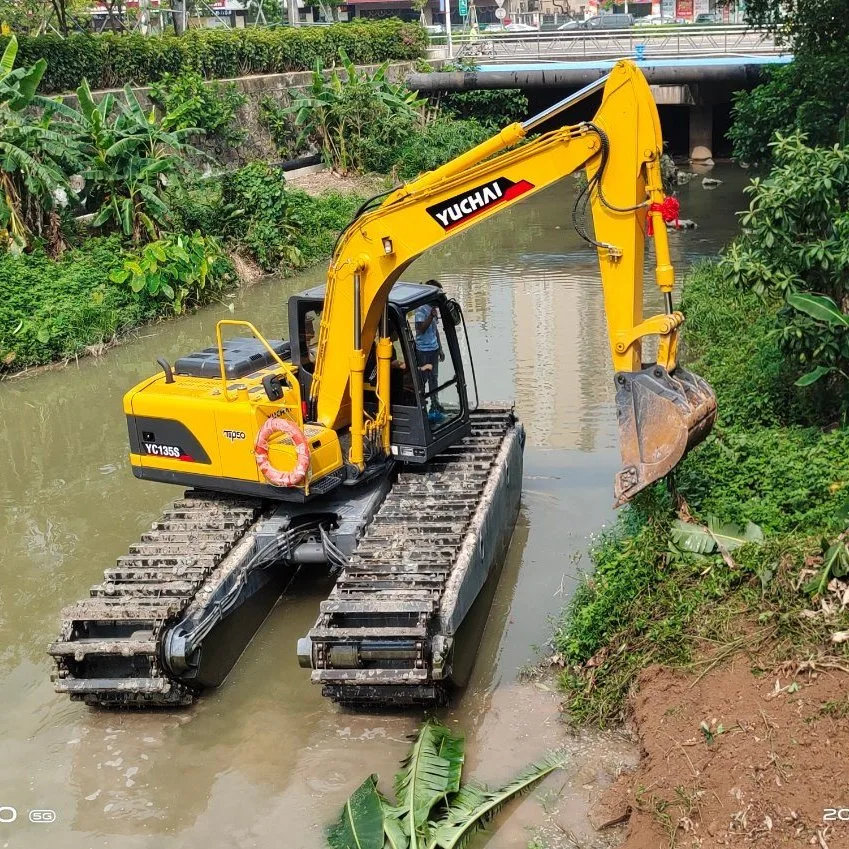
[124,322,344,500]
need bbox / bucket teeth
[613,365,717,506]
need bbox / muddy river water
[0,166,746,849]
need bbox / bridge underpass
[408,55,792,162]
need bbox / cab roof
[296,281,441,310]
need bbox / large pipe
[407,63,770,91]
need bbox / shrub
[440,87,528,127]
[221,161,303,271]
[4,21,427,94]
[720,133,849,403]
[259,96,301,160]
[149,70,247,149]
[287,189,364,266]
[166,174,228,234]
[729,52,849,165]
[288,50,425,174]
[0,237,145,370]
[110,232,233,314]
[433,60,528,129]
[388,117,491,181]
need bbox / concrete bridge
[428,24,782,63]
[409,54,791,162]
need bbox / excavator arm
[309,60,716,504]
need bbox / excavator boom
[309,60,716,503]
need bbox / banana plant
[287,48,426,174]
[671,517,764,555]
[0,35,74,253]
[0,35,46,111]
[786,291,849,386]
[327,721,563,849]
[69,79,202,242]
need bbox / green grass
[553,262,849,725]
[0,184,369,374]
[0,237,155,372]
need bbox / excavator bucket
[613,365,717,506]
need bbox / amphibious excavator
[50,60,716,708]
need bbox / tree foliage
[729,53,849,164]
[721,133,849,397]
[741,0,849,54]
[729,0,849,163]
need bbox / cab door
[385,296,471,463]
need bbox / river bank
[552,256,849,846]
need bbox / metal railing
[446,25,782,61]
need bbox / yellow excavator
[50,60,715,708]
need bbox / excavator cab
[288,282,472,465]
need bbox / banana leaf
[786,291,849,327]
[392,721,465,849]
[427,752,563,849]
[671,517,763,554]
[327,774,384,849]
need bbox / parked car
[504,21,538,31]
[694,12,722,24]
[582,13,635,29]
[556,19,581,30]
[634,14,667,25]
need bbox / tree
[741,0,849,54]
[728,0,849,163]
[0,0,88,35]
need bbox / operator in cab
[415,279,446,422]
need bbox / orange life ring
[254,417,310,487]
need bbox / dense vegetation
[0,20,427,94]
[730,0,849,163]
[0,37,372,372]
[554,144,849,724]
[280,52,509,179]
[0,31,519,374]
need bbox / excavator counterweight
[50,60,716,708]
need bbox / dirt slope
[599,657,849,849]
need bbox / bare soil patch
[286,167,389,197]
[599,655,849,849]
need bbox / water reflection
[0,165,746,849]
